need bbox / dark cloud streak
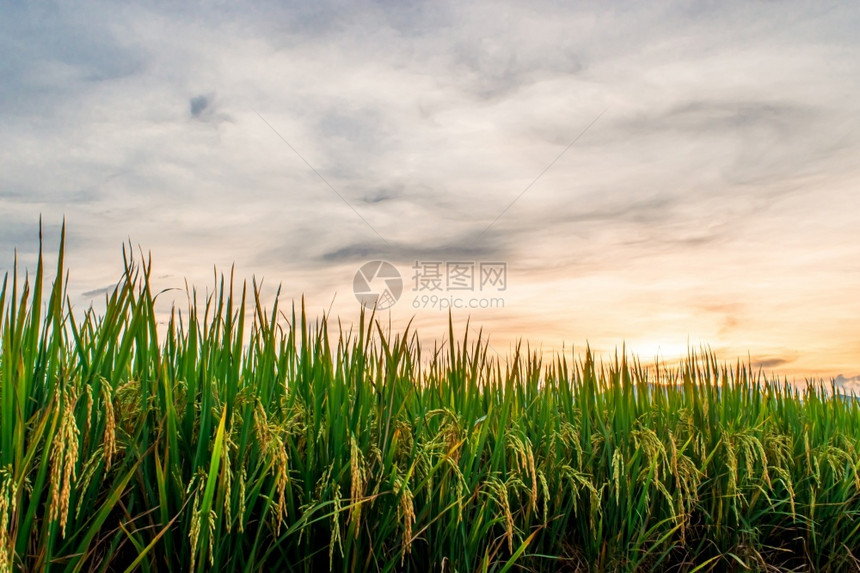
[190,95,211,117]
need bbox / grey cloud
[1,171,127,206]
[834,375,860,398]
[312,106,392,171]
[562,195,677,225]
[0,221,61,251]
[321,244,389,262]
[607,97,851,186]
[321,237,504,264]
[318,110,373,142]
[834,374,860,388]
[451,38,583,102]
[190,94,212,118]
[618,229,729,252]
[753,357,791,369]
[625,100,816,135]
[81,284,117,298]
[371,0,453,35]
[498,193,692,243]
[363,188,399,204]
[255,225,511,268]
[0,4,144,115]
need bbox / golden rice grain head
[101,385,116,472]
[48,389,80,538]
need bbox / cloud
[81,284,117,298]
[753,357,791,369]
[362,187,399,204]
[320,233,507,264]
[618,99,816,137]
[834,374,860,393]
[0,220,63,259]
[190,94,211,118]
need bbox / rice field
[2,234,860,572]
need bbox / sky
[1,0,859,381]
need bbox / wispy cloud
[81,284,117,298]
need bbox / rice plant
[1,229,860,572]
